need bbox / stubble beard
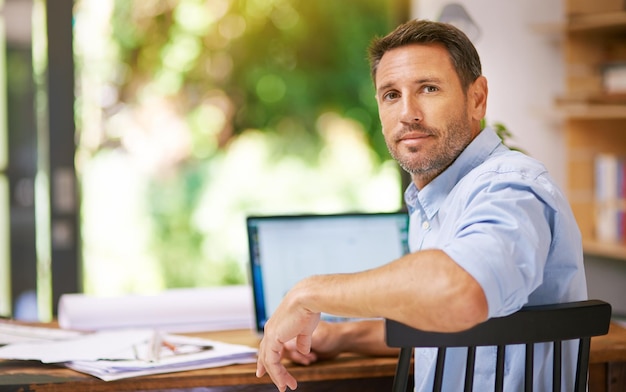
[387,115,473,183]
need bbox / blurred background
[1,0,409,320]
[74,0,406,298]
[2,0,625,322]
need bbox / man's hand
[281,321,344,365]
[255,290,321,391]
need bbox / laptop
[246,212,410,333]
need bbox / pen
[147,332,214,362]
[161,339,177,352]
[162,340,215,355]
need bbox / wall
[584,256,626,318]
[411,0,626,319]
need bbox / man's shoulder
[458,149,567,205]
[470,148,548,181]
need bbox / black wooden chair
[386,299,612,392]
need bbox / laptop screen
[246,212,409,333]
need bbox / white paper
[0,329,258,381]
[66,335,257,381]
[57,285,254,332]
[0,329,154,362]
[67,356,258,381]
[0,321,85,344]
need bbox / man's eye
[423,86,438,93]
[383,91,399,100]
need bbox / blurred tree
[79,0,399,290]
[110,0,393,158]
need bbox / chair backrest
[385,299,612,392]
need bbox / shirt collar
[403,126,503,218]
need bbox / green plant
[481,118,525,154]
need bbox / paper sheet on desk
[0,329,257,381]
[0,329,154,362]
[65,335,258,381]
[57,286,254,332]
[0,321,85,344]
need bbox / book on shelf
[603,62,626,95]
[594,153,626,243]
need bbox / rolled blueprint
[58,285,254,332]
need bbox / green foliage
[110,0,393,160]
[481,118,525,154]
[102,0,395,289]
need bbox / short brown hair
[368,19,482,91]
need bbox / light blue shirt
[404,126,587,391]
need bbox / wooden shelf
[583,239,626,259]
[555,94,626,119]
[568,11,626,32]
[556,103,626,119]
[563,8,626,260]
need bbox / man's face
[374,43,481,188]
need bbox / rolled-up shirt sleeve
[439,170,554,318]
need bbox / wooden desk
[1,323,625,392]
[589,322,626,392]
[0,328,400,392]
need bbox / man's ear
[469,76,488,122]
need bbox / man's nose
[400,96,422,124]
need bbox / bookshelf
[560,3,626,259]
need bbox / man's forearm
[335,319,399,357]
[292,249,488,333]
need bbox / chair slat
[575,337,591,391]
[392,347,412,392]
[433,348,446,392]
[464,346,476,392]
[525,343,534,392]
[495,345,505,392]
[553,340,561,392]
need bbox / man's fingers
[268,365,298,391]
[255,308,320,390]
[281,338,315,365]
[257,337,298,391]
[295,333,312,355]
[255,361,266,378]
[260,359,297,391]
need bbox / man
[256,19,587,391]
